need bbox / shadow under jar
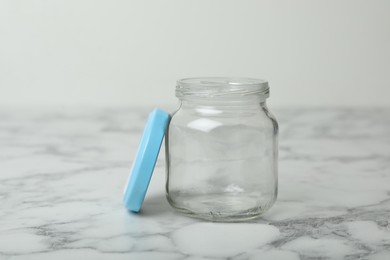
[165,77,278,222]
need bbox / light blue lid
[123,108,170,212]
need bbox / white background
[0,0,389,108]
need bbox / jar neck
[178,97,267,110]
[175,77,270,111]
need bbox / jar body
[165,100,278,222]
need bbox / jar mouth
[176,77,269,99]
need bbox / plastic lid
[123,108,170,212]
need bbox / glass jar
[165,77,278,222]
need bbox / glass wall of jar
[165,77,278,222]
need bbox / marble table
[0,107,389,260]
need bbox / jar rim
[176,77,269,99]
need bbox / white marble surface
[0,107,389,260]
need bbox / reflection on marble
[0,107,389,259]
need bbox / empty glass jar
[165,77,278,222]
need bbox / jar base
[167,193,275,222]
